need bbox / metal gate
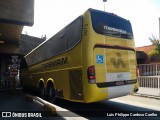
[137,64,160,96]
[138,64,160,76]
[137,76,160,96]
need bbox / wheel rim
[48,85,55,102]
[39,86,45,99]
[48,87,53,98]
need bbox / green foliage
[155,44,160,54]
[149,49,159,57]
[149,44,160,57]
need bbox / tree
[149,34,160,45]
[149,44,160,61]
[148,35,160,60]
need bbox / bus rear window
[89,9,133,39]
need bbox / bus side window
[57,28,67,54]
[66,16,83,49]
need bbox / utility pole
[159,17,160,40]
[103,0,107,11]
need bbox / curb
[43,103,57,113]
[26,94,34,101]
[133,93,160,100]
[26,95,87,119]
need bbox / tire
[47,83,56,103]
[39,83,45,99]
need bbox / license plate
[116,81,125,86]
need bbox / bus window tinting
[89,9,133,39]
[25,16,83,66]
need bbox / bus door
[93,44,136,98]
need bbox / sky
[22,0,160,47]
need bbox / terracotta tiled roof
[135,45,156,54]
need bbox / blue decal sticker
[96,55,104,64]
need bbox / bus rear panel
[83,9,138,102]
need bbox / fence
[138,64,160,76]
[137,64,160,97]
[137,76,160,96]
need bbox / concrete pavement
[111,95,160,111]
[0,90,65,119]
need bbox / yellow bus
[21,8,139,103]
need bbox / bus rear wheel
[47,84,56,103]
[39,84,45,99]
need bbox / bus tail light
[136,67,140,76]
[87,66,96,84]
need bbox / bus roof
[88,8,130,22]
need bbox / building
[19,34,46,55]
[0,0,34,90]
[0,34,44,90]
[136,45,156,64]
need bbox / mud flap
[69,70,84,100]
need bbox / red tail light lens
[87,66,96,84]
[136,67,140,76]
